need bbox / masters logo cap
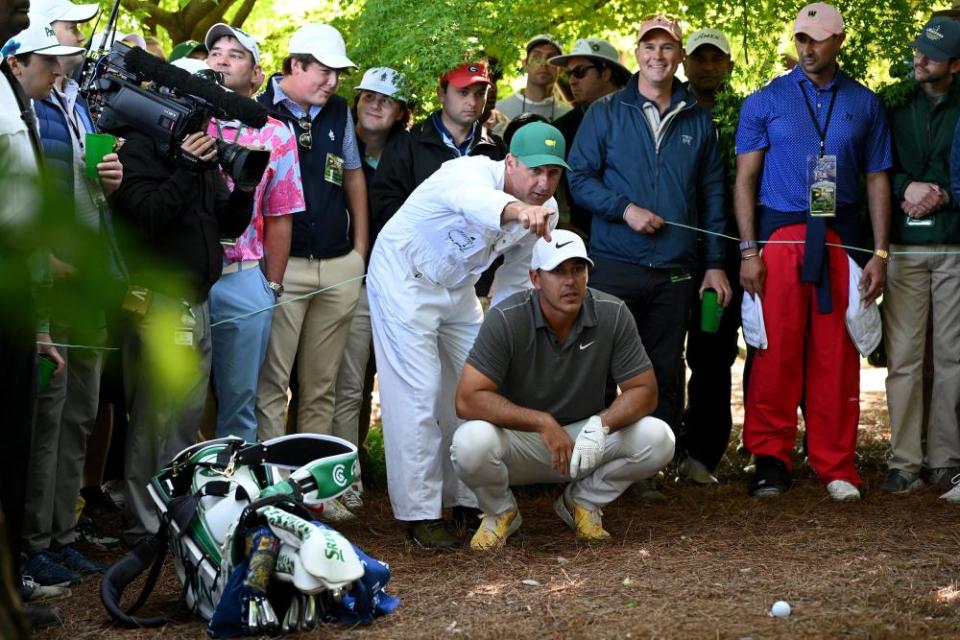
[510,121,570,170]
[3,16,84,57]
[169,40,206,61]
[441,62,490,88]
[794,3,844,41]
[686,28,731,55]
[549,38,630,76]
[205,23,261,64]
[531,229,593,271]
[637,16,682,43]
[910,16,960,62]
[288,23,356,69]
[355,66,407,100]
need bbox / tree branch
[230,0,257,29]
[119,0,179,34]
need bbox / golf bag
[100,434,398,635]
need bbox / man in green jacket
[882,15,960,496]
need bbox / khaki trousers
[883,245,960,472]
[256,252,363,439]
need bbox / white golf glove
[569,416,609,479]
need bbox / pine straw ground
[39,366,960,640]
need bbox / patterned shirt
[207,116,306,263]
[268,76,361,170]
[736,65,892,212]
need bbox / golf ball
[770,600,791,617]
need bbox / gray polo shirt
[466,287,652,426]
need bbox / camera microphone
[122,45,268,129]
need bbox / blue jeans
[210,265,274,442]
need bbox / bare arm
[598,369,659,432]
[734,150,765,296]
[860,171,891,305]
[344,167,369,259]
[456,362,572,474]
[263,214,292,284]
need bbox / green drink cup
[37,354,56,393]
[85,132,116,179]
[700,289,723,333]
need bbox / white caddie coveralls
[367,155,558,521]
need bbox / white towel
[741,292,768,350]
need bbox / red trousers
[744,224,861,486]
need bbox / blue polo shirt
[735,65,892,212]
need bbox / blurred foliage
[365,422,388,489]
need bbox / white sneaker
[939,474,960,503]
[826,480,860,502]
[319,498,357,522]
[341,486,363,512]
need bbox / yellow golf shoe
[469,509,522,551]
[554,491,611,543]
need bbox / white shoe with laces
[826,480,861,502]
[939,473,960,503]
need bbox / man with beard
[882,16,960,496]
[496,35,572,127]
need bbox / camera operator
[108,114,254,544]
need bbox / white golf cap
[549,38,630,76]
[3,17,84,56]
[31,0,98,23]
[685,28,732,55]
[355,66,406,100]
[288,23,356,69]
[530,230,594,271]
[205,22,260,64]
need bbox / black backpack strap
[99,525,170,627]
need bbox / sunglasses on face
[568,64,600,79]
[297,117,312,149]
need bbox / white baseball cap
[549,38,630,76]
[288,23,356,69]
[685,28,732,55]
[3,17,84,57]
[530,230,594,271]
[355,66,406,100]
[31,0,98,23]
[205,23,261,64]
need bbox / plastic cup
[37,354,56,393]
[700,289,723,333]
[85,132,116,179]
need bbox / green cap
[509,121,569,170]
[169,40,206,62]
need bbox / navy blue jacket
[567,76,725,269]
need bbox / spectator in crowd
[884,17,960,495]
[547,37,629,237]
[170,39,206,62]
[371,61,505,230]
[567,16,729,498]
[331,66,410,516]
[0,7,73,632]
[203,23,304,444]
[676,27,743,485]
[255,24,368,441]
[109,81,254,544]
[735,2,892,501]
[367,122,564,548]
[495,34,572,128]
[451,231,674,550]
[21,0,124,587]
[143,35,164,59]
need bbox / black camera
[83,41,270,190]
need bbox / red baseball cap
[637,15,682,43]
[441,62,491,89]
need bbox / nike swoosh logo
[579,341,595,350]
[556,240,574,248]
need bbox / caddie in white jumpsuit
[451,231,675,550]
[367,122,567,548]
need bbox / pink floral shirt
[207,116,305,263]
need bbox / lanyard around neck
[799,82,838,158]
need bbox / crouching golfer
[451,231,675,550]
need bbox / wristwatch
[267,281,284,299]
[873,249,889,264]
[739,240,758,252]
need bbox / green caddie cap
[169,39,206,62]
[509,121,570,170]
